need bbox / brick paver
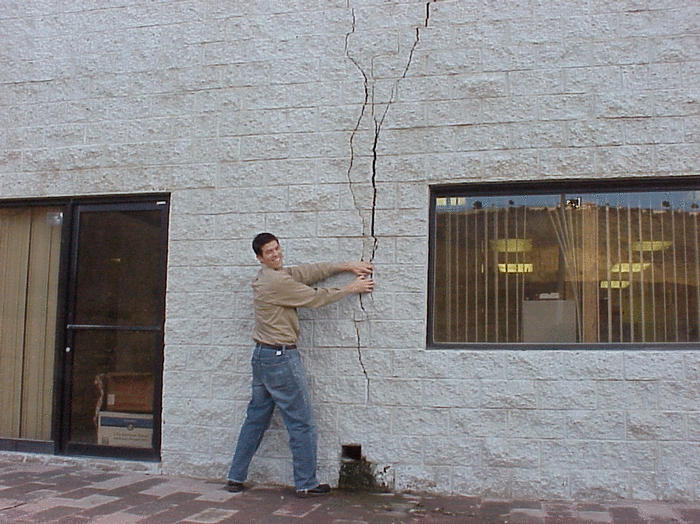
[0,455,698,523]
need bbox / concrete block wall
[1,0,698,501]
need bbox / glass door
[61,200,168,458]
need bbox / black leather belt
[256,342,297,350]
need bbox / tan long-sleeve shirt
[251,262,351,346]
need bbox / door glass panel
[74,210,163,326]
[70,330,158,448]
[67,204,166,452]
[0,207,62,440]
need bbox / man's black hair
[252,232,279,256]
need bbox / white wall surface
[1,0,698,501]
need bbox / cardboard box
[104,373,153,413]
[98,411,153,448]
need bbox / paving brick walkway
[1,455,699,523]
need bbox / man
[227,232,374,497]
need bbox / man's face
[257,240,283,269]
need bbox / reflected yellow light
[601,280,630,289]
[610,263,651,272]
[631,241,672,251]
[436,197,466,207]
[490,238,533,252]
[498,263,533,273]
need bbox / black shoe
[296,483,331,497]
[226,480,245,493]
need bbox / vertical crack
[368,5,426,261]
[345,3,429,405]
[345,8,370,243]
[346,7,372,404]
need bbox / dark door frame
[0,194,169,461]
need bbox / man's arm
[265,270,374,309]
[287,261,373,285]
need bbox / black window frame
[427,176,700,350]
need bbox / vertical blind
[433,190,699,344]
[0,207,62,439]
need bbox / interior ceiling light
[610,263,651,273]
[490,238,533,252]
[600,280,631,289]
[498,263,533,273]
[631,241,672,251]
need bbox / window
[428,178,700,346]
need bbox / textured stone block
[511,469,570,499]
[338,405,392,441]
[317,210,365,237]
[162,371,212,400]
[538,147,596,176]
[627,411,687,441]
[426,436,481,466]
[657,381,700,410]
[482,150,539,178]
[509,121,567,149]
[596,380,658,410]
[481,380,537,409]
[395,237,429,264]
[541,440,601,468]
[240,134,289,161]
[560,352,625,380]
[598,441,657,471]
[482,437,539,468]
[453,466,510,498]
[595,145,653,174]
[597,92,655,118]
[164,318,212,346]
[510,69,563,96]
[210,319,255,346]
[537,380,597,410]
[451,408,509,438]
[504,351,563,380]
[625,352,685,380]
[658,442,700,472]
[569,470,628,500]
[569,119,625,147]
[370,378,423,406]
[509,410,567,439]
[369,320,424,349]
[422,379,481,408]
[315,375,368,404]
[567,411,626,440]
[390,407,449,436]
[363,435,424,464]
[314,319,365,348]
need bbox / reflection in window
[431,187,699,344]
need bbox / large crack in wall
[345,2,432,405]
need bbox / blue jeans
[227,344,319,491]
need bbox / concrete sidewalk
[1,454,699,523]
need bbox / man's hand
[346,275,374,295]
[343,261,373,276]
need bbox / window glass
[74,210,163,326]
[431,186,700,344]
[69,330,158,448]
